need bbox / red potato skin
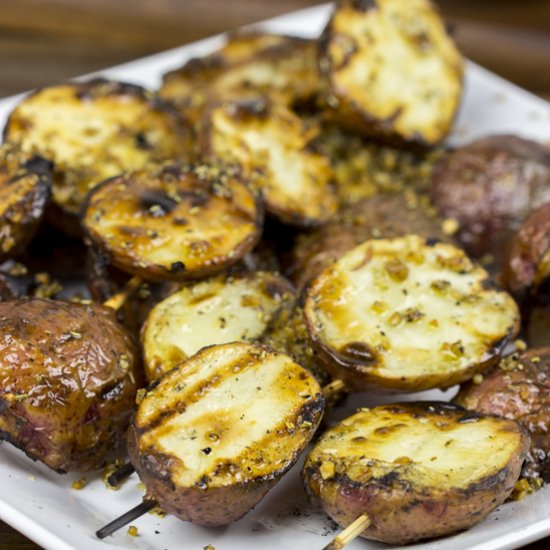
[303,403,530,545]
[502,202,550,299]
[431,136,550,258]
[127,425,281,526]
[0,299,143,472]
[305,463,523,545]
[455,348,550,480]
[288,193,449,289]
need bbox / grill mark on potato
[139,189,180,215]
[161,391,324,486]
[137,348,270,433]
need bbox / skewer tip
[96,499,157,539]
[322,514,372,550]
[107,462,136,487]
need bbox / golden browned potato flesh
[455,348,550,481]
[304,235,519,391]
[3,79,190,226]
[431,135,550,258]
[160,33,320,126]
[128,342,324,526]
[0,144,51,262]
[0,298,143,472]
[303,402,529,545]
[319,0,464,146]
[199,99,338,226]
[83,163,263,281]
[288,193,449,288]
[141,271,295,381]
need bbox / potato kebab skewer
[305,402,529,549]
[96,342,325,538]
[105,270,298,488]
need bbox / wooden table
[1,1,549,549]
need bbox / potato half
[0,144,51,262]
[303,402,529,545]
[83,163,263,281]
[4,79,190,226]
[141,271,295,381]
[0,298,142,472]
[128,342,324,526]
[160,33,319,126]
[199,99,337,226]
[319,0,463,146]
[304,235,519,391]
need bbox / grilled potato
[0,298,142,472]
[319,0,463,146]
[0,144,51,261]
[198,99,338,226]
[502,202,550,300]
[128,342,324,526]
[160,33,319,127]
[303,402,529,545]
[431,135,550,258]
[4,79,190,230]
[82,163,263,282]
[304,235,520,391]
[288,193,448,288]
[455,349,550,481]
[141,271,295,381]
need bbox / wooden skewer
[96,499,157,539]
[323,514,372,550]
[103,276,143,311]
[107,461,136,487]
[98,277,145,486]
[321,378,347,402]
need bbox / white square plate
[1,4,550,550]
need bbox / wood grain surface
[1,1,549,549]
